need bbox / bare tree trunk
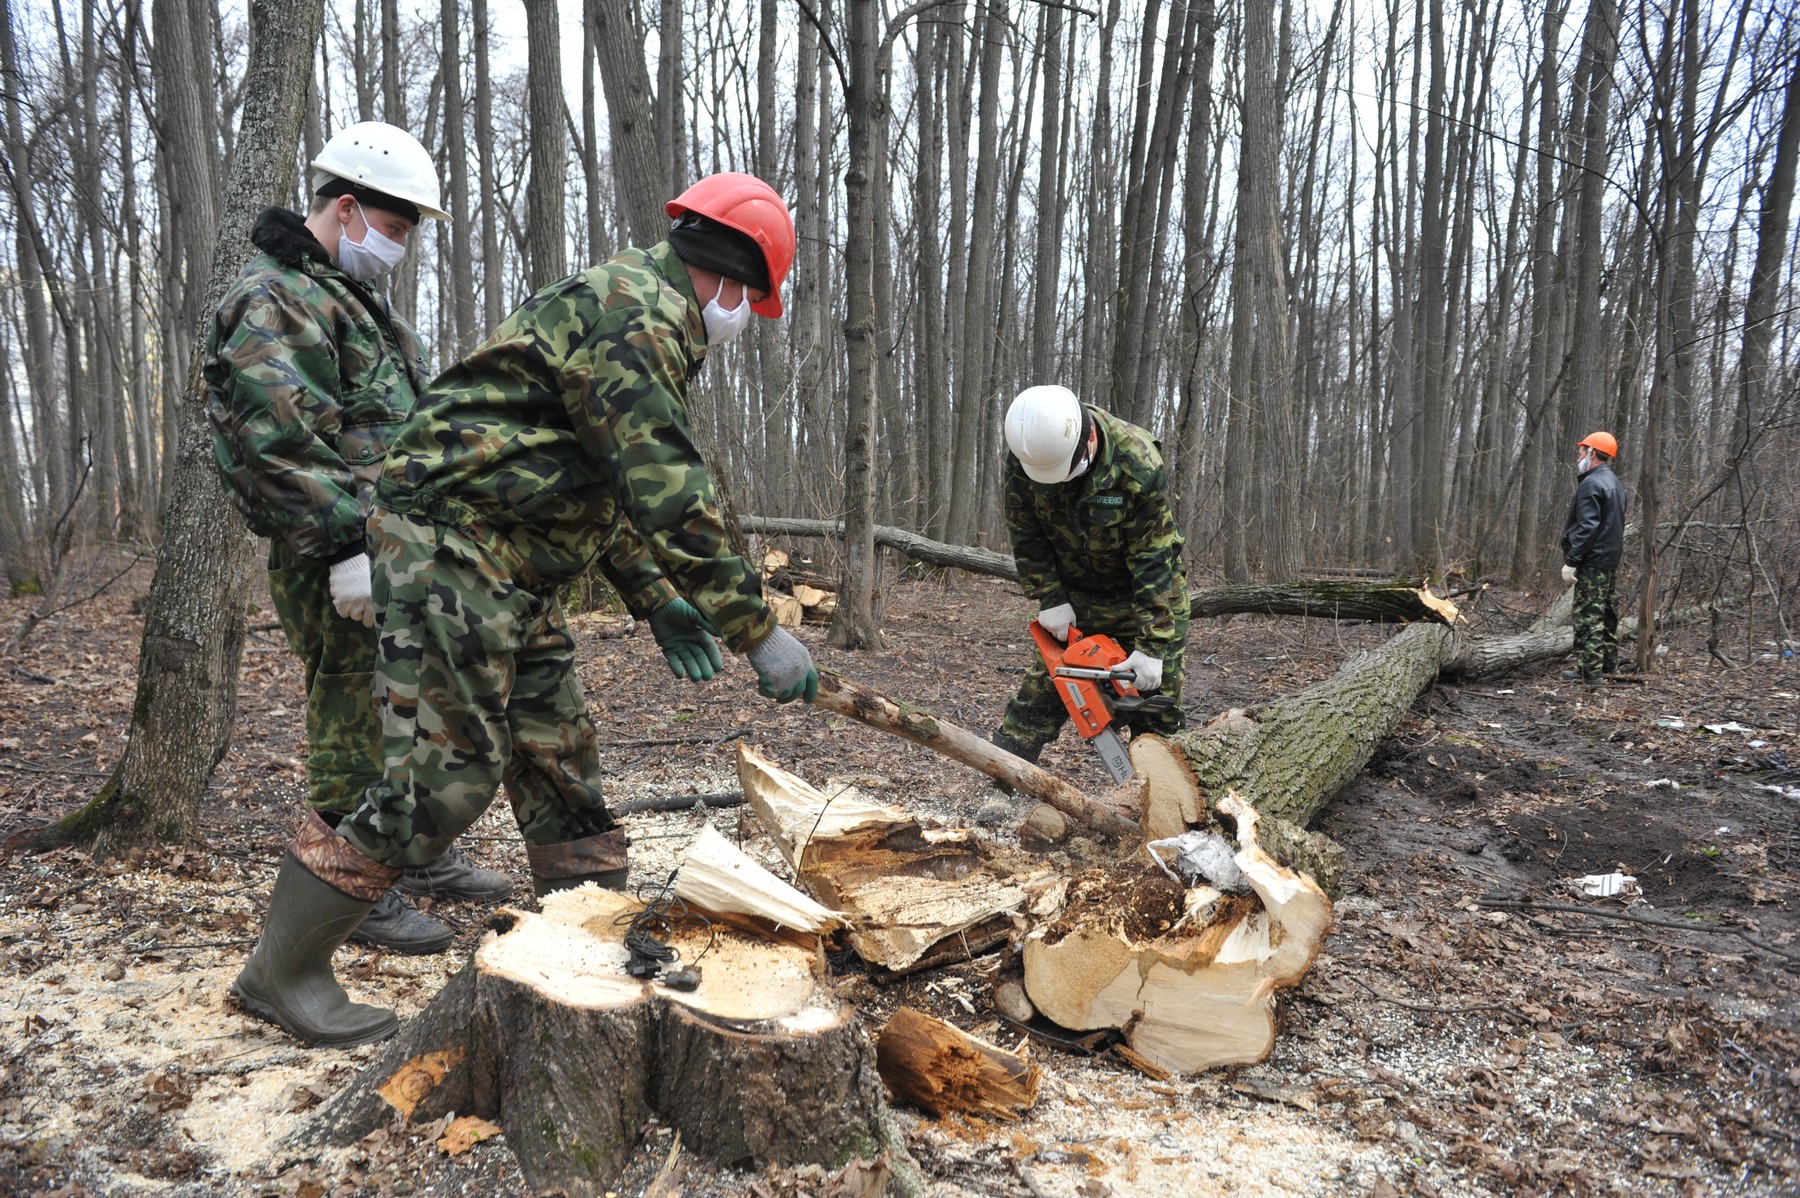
[54,0,322,855]
[591,0,667,248]
[472,0,502,324]
[656,0,685,199]
[522,0,566,291]
[829,0,885,651]
[1228,0,1299,580]
[440,0,476,352]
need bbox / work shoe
[395,846,513,902]
[348,889,454,955]
[1560,669,1603,687]
[232,855,397,1047]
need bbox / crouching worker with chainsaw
[991,386,1189,782]
[231,172,818,1047]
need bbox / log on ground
[875,1007,1041,1119]
[297,886,907,1195]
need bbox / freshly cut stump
[300,886,898,1196]
[737,743,1067,973]
[1022,794,1332,1073]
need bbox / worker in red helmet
[230,171,814,1048]
[1559,431,1628,687]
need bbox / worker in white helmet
[992,385,1190,772]
[204,122,510,971]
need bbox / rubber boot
[396,846,513,902]
[988,729,1043,797]
[533,868,629,898]
[232,855,398,1047]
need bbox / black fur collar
[251,206,331,268]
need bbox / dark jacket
[1560,462,1628,571]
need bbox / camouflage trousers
[1572,566,1620,679]
[996,594,1190,758]
[337,507,618,871]
[267,542,382,816]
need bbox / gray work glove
[1121,650,1164,692]
[746,626,818,704]
[648,598,723,681]
[328,553,376,628]
[1561,564,1578,584]
[1037,602,1077,643]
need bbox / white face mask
[701,285,753,346]
[337,202,408,279]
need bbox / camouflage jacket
[1003,405,1188,654]
[206,207,430,562]
[377,241,775,650]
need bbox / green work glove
[745,626,818,704]
[648,598,724,681]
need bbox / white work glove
[1121,650,1164,692]
[1561,564,1578,585]
[745,626,818,704]
[328,553,377,628]
[1037,602,1077,643]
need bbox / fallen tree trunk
[813,669,1141,841]
[746,517,1460,625]
[1187,581,1458,624]
[743,516,1019,579]
[298,863,914,1195]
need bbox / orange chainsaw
[1030,621,1176,783]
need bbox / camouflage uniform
[334,241,776,881]
[207,207,430,815]
[998,406,1189,756]
[1571,569,1620,678]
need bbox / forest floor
[1,547,1796,1198]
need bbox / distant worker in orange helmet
[1559,431,1628,687]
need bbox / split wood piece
[811,669,1142,842]
[875,1007,1041,1120]
[737,743,1067,973]
[1022,793,1332,1074]
[767,589,805,628]
[298,887,906,1196]
[672,822,845,948]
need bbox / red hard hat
[666,173,795,318]
[1578,431,1618,458]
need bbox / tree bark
[300,887,915,1196]
[51,0,321,855]
[522,0,566,290]
[439,0,476,352]
[591,0,667,248]
[828,0,885,651]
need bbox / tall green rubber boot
[232,854,398,1046]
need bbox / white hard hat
[1005,385,1085,484]
[311,121,450,221]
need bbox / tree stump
[1022,794,1332,1074]
[299,886,909,1196]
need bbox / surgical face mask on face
[701,284,754,346]
[336,203,408,279]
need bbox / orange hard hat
[1578,431,1618,458]
[665,173,795,318]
